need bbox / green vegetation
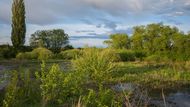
[30,29,69,53]
[0,1,190,106]
[11,0,26,50]
[60,49,82,60]
[16,47,53,60]
[104,33,130,49]
[73,48,117,83]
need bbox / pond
[0,60,71,90]
[112,83,190,107]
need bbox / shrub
[82,85,120,107]
[60,49,82,60]
[73,48,117,83]
[0,45,16,59]
[116,50,136,62]
[16,47,53,60]
[134,51,147,61]
[16,53,25,60]
[35,48,53,60]
[36,62,84,106]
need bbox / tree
[30,29,69,53]
[131,26,145,51]
[131,23,181,55]
[11,0,26,50]
[104,33,130,49]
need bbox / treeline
[105,23,190,62]
[1,23,190,62]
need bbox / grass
[110,61,190,89]
[1,59,190,90]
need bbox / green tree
[104,33,130,49]
[131,26,145,51]
[172,34,190,61]
[131,23,181,55]
[11,0,26,50]
[30,29,69,53]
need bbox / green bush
[82,85,121,107]
[36,62,84,106]
[73,48,117,83]
[60,49,82,60]
[16,47,52,60]
[116,50,136,62]
[134,51,147,61]
[0,45,16,59]
[35,48,53,60]
[16,53,26,60]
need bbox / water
[0,62,189,107]
[112,83,190,107]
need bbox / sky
[0,0,190,47]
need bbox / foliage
[116,50,136,62]
[112,62,190,89]
[104,33,130,49]
[82,85,121,107]
[16,47,53,60]
[132,23,170,53]
[3,70,41,107]
[172,34,190,61]
[145,54,162,63]
[36,62,84,106]
[30,29,69,53]
[33,48,53,60]
[60,49,82,60]
[0,45,16,59]
[61,45,74,51]
[134,50,147,61]
[11,0,26,49]
[73,48,117,83]
[3,71,18,107]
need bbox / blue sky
[0,0,190,47]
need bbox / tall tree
[11,0,26,49]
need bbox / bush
[34,48,53,60]
[60,49,82,60]
[116,50,136,62]
[16,47,53,60]
[16,53,26,60]
[0,45,16,59]
[134,51,147,61]
[73,48,117,83]
[36,62,84,106]
[82,85,121,107]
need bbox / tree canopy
[30,29,69,53]
[104,33,130,49]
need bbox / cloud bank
[0,0,190,47]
